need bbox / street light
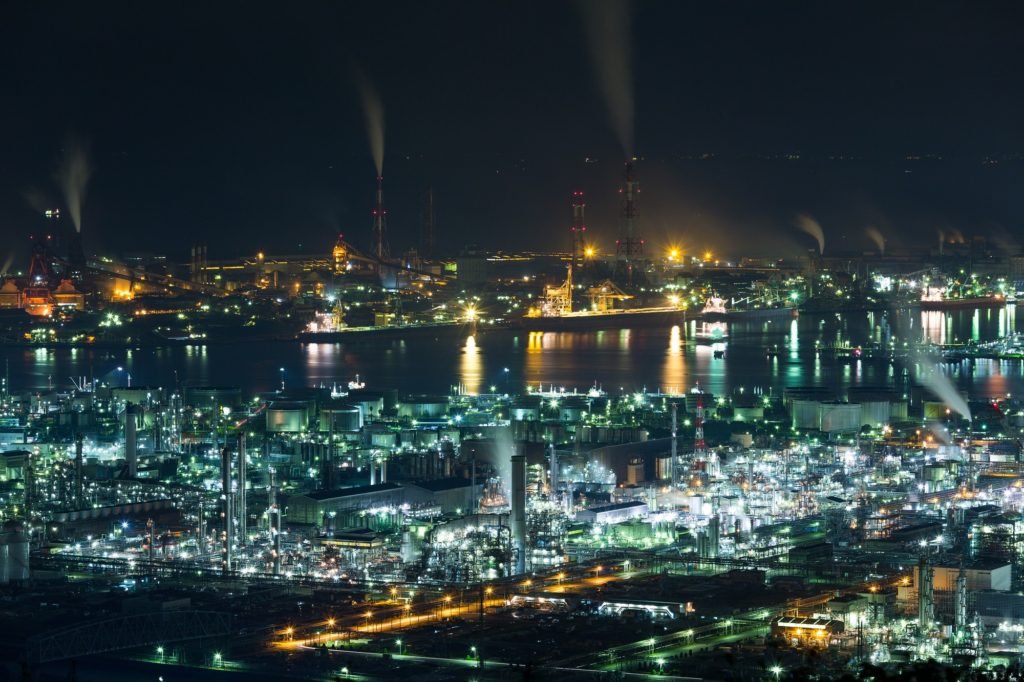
[327,618,336,630]
[213,652,223,668]
[396,638,403,655]
[341,666,349,678]
[771,665,783,680]
[156,646,164,660]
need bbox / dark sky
[2,0,1023,265]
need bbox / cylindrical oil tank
[890,400,909,420]
[818,401,862,433]
[626,458,645,486]
[923,401,948,420]
[0,532,8,584]
[510,395,541,421]
[370,432,397,448]
[349,394,385,421]
[6,521,29,582]
[320,405,362,432]
[398,396,448,420]
[266,402,310,432]
[791,399,821,430]
[858,400,891,428]
[416,430,439,447]
[655,454,672,480]
[558,397,588,423]
[184,386,243,409]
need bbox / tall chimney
[74,432,84,508]
[221,446,233,573]
[549,443,559,495]
[238,433,247,545]
[125,403,139,478]
[511,452,527,574]
[670,402,678,488]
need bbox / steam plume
[579,0,634,156]
[53,137,92,233]
[795,213,825,254]
[353,67,385,175]
[0,253,13,277]
[912,350,972,421]
[865,226,885,256]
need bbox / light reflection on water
[5,307,1024,399]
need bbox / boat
[523,270,686,331]
[702,296,797,321]
[918,288,1007,310]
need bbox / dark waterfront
[5,306,1022,398]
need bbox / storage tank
[791,399,820,430]
[370,432,397,448]
[320,405,362,432]
[510,395,541,421]
[819,401,862,433]
[558,397,588,423]
[6,521,29,583]
[266,402,310,432]
[654,454,672,481]
[348,393,385,421]
[0,531,8,585]
[184,386,242,409]
[858,400,891,428]
[398,396,448,420]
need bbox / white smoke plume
[795,213,825,254]
[0,253,13,277]
[53,137,92,233]
[579,0,634,156]
[865,226,885,256]
[912,351,972,421]
[353,67,385,175]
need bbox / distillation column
[511,452,527,574]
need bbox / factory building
[287,478,483,525]
[576,500,648,525]
[407,478,482,515]
[288,483,406,525]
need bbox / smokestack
[954,565,968,637]
[918,556,933,631]
[74,432,84,508]
[570,191,586,269]
[221,446,233,574]
[549,443,558,495]
[238,433,247,545]
[511,452,527,574]
[369,456,378,485]
[670,402,678,488]
[125,403,139,478]
[269,466,281,576]
[615,161,642,282]
[380,457,387,484]
[372,176,388,260]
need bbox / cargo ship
[700,296,797,322]
[522,272,687,331]
[918,290,1008,310]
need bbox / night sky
[2,1,1023,266]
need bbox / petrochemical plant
[3,358,1024,680]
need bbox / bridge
[28,610,234,664]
